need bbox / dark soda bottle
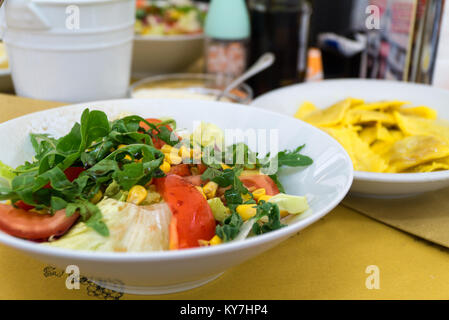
[248,0,312,96]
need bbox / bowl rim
[252,78,449,183]
[134,33,205,42]
[0,98,353,261]
[128,73,254,104]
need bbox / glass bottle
[248,0,312,96]
[204,0,250,87]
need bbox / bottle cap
[205,0,250,40]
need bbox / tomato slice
[64,167,85,182]
[197,163,208,174]
[169,164,191,177]
[15,200,35,211]
[239,175,280,195]
[140,118,173,149]
[0,204,80,240]
[155,175,216,249]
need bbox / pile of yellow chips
[295,98,449,173]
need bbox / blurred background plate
[132,33,205,78]
[252,79,449,198]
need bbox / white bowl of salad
[132,0,207,78]
[0,99,353,294]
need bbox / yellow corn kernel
[258,195,273,203]
[242,193,252,202]
[178,145,193,158]
[90,190,103,204]
[159,161,171,174]
[252,188,266,201]
[236,204,257,221]
[164,153,182,165]
[161,144,173,154]
[221,163,231,170]
[209,235,222,246]
[195,186,207,199]
[280,210,289,218]
[127,185,148,205]
[203,181,218,199]
[124,155,132,161]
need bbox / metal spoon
[216,52,275,101]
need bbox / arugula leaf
[276,145,313,167]
[215,211,243,242]
[252,201,285,235]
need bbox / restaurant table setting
[1,0,449,301]
[1,94,449,299]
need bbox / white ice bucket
[2,0,135,103]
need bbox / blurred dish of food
[0,42,9,70]
[129,73,253,104]
[132,1,207,77]
[295,99,449,174]
[135,0,205,36]
[0,41,13,93]
[252,79,449,197]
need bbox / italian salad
[0,109,313,252]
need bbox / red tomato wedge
[64,167,85,182]
[140,118,174,149]
[239,175,280,195]
[14,200,35,211]
[155,175,216,249]
[0,204,80,240]
[169,164,191,177]
[197,163,208,174]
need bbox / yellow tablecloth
[1,94,449,300]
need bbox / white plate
[0,99,353,294]
[252,79,449,198]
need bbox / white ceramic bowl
[0,99,353,294]
[132,33,204,78]
[252,79,449,198]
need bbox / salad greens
[201,142,313,242]
[0,109,168,236]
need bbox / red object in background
[155,174,216,249]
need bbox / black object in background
[309,0,366,79]
[247,0,311,97]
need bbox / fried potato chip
[301,98,352,127]
[387,135,449,172]
[294,101,318,119]
[399,106,437,120]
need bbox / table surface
[1,93,448,300]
